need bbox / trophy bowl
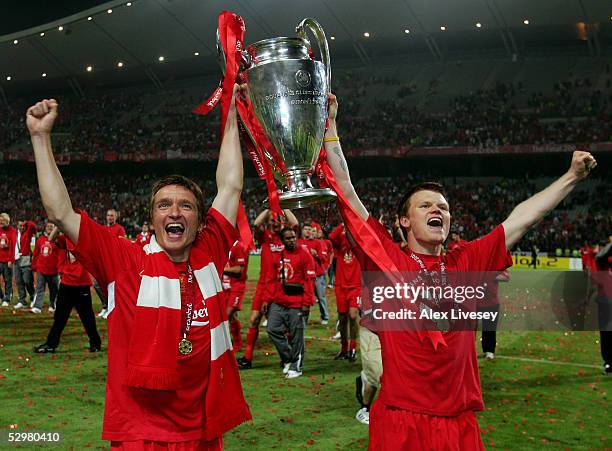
[236,19,337,209]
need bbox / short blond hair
[0,213,10,223]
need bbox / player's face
[45,223,54,235]
[142,224,149,233]
[17,221,25,232]
[106,210,117,226]
[0,217,7,227]
[270,220,282,233]
[281,230,297,251]
[151,184,201,262]
[400,190,451,245]
[302,226,312,239]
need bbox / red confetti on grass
[306,439,315,445]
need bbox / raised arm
[323,94,369,221]
[502,151,597,249]
[211,85,244,226]
[253,209,270,228]
[47,225,60,243]
[27,99,80,243]
[283,209,299,228]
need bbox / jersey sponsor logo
[270,243,284,253]
[192,307,209,326]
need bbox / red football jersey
[265,246,316,308]
[69,208,235,441]
[329,224,361,289]
[55,235,92,286]
[107,223,126,238]
[134,232,152,248]
[355,215,512,416]
[254,227,285,302]
[223,241,249,290]
[298,238,327,276]
[580,245,596,272]
[17,221,37,257]
[0,225,17,263]
[32,234,59,275]
[447,239,468,252]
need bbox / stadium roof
[0,0,611,95]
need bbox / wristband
[323,136,340,142]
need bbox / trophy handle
[216,29,226,75]
[295,18,331,91]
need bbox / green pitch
[0,260,609,450]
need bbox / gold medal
[178,338,193,355]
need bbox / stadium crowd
[1,71,610,258]
[2,169,609,254]
[3,74,612,159]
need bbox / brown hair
[149,175,206,223]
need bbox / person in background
[33,227,101,353]
[14,219,37,309]
[31,222,60,313]
[0,213,17,306]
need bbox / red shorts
[251,281,267,312]
[111,437,222,450]
[227,287,246,310]
[335,286,361,314]
[368,401,484,451]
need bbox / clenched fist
[327,93,338,122]
[569,150,597,180]
[26,99,58,136]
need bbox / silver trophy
[220,19,336,209]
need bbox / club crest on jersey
[280,261,294,280]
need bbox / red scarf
[126,234,251,440]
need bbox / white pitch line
[304,335,340,342]
[493,355,601,369]
[304,335,603,369]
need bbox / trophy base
[264,188,337,209]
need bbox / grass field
[0,259,610,450]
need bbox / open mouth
[427,217,443,232]
[165,223,185,239]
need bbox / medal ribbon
[180,263,196,339]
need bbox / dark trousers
[14,261,34,304]
[0,262,13,302]
[33,273,59,309]
[266,302,306,372]
[92,278,107,309]
[480,304,500,354]
[45,284,101,349]
[598,297,612,364]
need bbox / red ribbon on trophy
[194,10,284,220]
